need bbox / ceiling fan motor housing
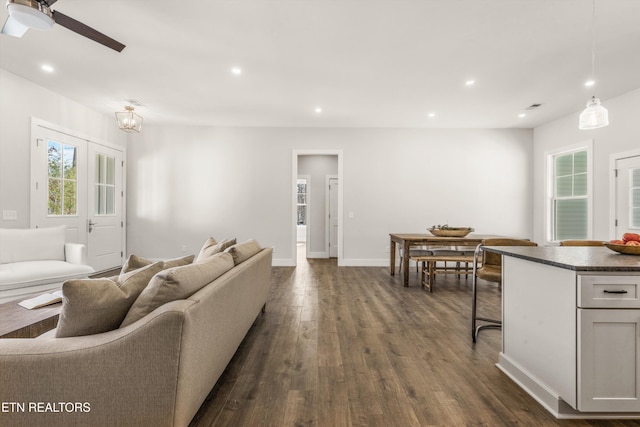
[7,0,54,31]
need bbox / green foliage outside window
[48,141,77,216]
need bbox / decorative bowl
[427,227,473,237]
[604,243,640,255]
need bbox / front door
[31,123,125,272]
[615,155,640,237]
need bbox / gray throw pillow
[225,239,262,265]
[195,237,236,263]
[120,253,195,274]
[56,261,164,338]
[120,252,234,327]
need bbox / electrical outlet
[272,246,276,253]
[181,245,187,253]
[2,210,17,220]
[385,246,390,253]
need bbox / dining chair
[471,238,538,343]
[559,239,604,246]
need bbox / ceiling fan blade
[52,10,125,52]
[1,15,30,37]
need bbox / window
[297,179,307,226]
[548,147,591,241]
[47,140,77,216]
[95,153,116,215]
[632,167,640,228]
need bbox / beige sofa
[0,246,272,427]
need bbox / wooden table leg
[403,240,410,286]
[390,238,396,275]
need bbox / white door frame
[292,149,343,267]
[326,175,338,258]
[610,148,640,240]
[30,118,127,270]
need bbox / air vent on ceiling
[525,103,542,110]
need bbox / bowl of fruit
[605,233,640,255]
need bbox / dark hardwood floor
[190,250,640,427]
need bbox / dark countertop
[483,246,640,272]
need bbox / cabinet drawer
[578,275,640,308]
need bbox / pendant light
[579,0,609,130]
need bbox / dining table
[389,233,505,286]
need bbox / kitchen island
[483,245,640,419]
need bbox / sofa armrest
[64,242,87,265]
[0,299,194,427]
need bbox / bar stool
[472,238,538,342]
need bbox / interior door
[329,178,339,258]
[615,155,640,236]
[30,128,88,245]
[87,144,124,271]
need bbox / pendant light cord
[591,0,596,87]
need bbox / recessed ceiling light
[230,67,242,76]
[41,64,54,73]
[518,113,526,118]
[314,107,322,114]
[584,79,595,87]
[427,112,436,118]
[465,79,475,86]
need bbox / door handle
[88,220,97,233]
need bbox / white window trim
[544,140,594,245]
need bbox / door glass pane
[107,157,115,185]
[64,181,77,215]
[47,140,77,217]
[632,168,640,188]
[106,187,115,214]
[555,199,588,240]
[48,141,62,178]
[95,153,116,216]
[48,179,62,215]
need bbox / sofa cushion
[225,239,262,265]
[0,226,66,264]
[0,260,95,290]
[121,252,234,327]
[195,237,236,263]
[120,254,195,274]
[56,261,164,338]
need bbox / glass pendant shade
[115,106,143,133]
[578,96,609,130]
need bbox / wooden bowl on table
[427,227,473,237]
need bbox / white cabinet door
[578,308,640,411]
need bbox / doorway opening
[292,150,343,266]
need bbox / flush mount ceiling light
[579,0,609,130]
[5,0,54,35]
[115,105,143,133]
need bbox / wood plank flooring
[190,254,640,427]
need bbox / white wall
[533,88,640,244]
[0,70,127,229]
[126,125,533,266]
[298,155,338,257]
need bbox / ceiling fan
[1,0,125,52]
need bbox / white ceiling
[1,0,640,129]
